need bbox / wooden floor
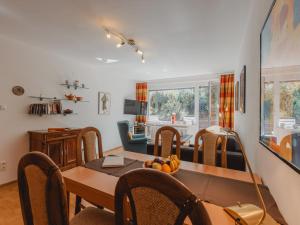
[0,182,76,225]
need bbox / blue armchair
[117,121,147,153]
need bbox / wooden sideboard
[28,129,81,171]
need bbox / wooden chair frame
[18,152,69,225]
[193,129,225,167]
[115,168,212,225]
[75,127,104,214]
[154,126,181,158]
[76,127,103,166]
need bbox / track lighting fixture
[104,27,145,63]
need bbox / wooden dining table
[62,148,262,225]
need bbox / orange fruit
[161,164,171,173]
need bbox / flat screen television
[124,99,147,115]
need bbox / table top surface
[63,149,261,185]
[206,125,235,136]
[62,149,263,224]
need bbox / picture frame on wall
[98,92,111,115]
[239,65,246,113]
[235,81,239,111]
[260,0,300,173]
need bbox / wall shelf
[28,112,78,117]
[29,96,60,101]
[28,81,90,117]
[60,83,89,90]
[29,96,89,103]
[61,99,89,103]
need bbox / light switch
[0,105,7,111]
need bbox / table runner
[85,158,286,225]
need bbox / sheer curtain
[136,82,148,123]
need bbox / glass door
[198,81,220,129]
[199,86,209,129]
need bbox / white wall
[0,36,135,185]
[235,0,300,224]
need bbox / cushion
[70,207,114,225]
[83,131,97,162]
[24,165,48,225]
[129,137,148,144]
[128,132,133,140]
[133,133,146,139]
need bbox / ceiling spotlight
[106,30,111,39]
[104,59,119,64]
[136,48,143,55]
[96,57,119,64]
[116,41,125,48]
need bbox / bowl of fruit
[144,155,180,175]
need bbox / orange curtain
[219,74,234,129]
[136,82,148,123]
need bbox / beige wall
[235,0,300,224]
[0,36,135,185]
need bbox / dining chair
[77,126,103,165]
[154,126,181,158]
[115,168,212,225]
[18,151,114,225]
[76,127,104,214]
[193,129,222,166]
[279,134,293,161]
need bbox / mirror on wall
[260,0,300,173]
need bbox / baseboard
[0,180,17,188]
[104,146,123,156]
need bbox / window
[280,81,300,127]
[260,77,300,169]
[263,82,274,134]
[148,88,195,121]
[199,86,209,128]
[199,81,220,129]
[210,81,220,126]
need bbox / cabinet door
[47,140,64,168]
[64,138,77,166]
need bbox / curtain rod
[216,71,235,76]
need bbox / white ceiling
[0,0,251,80]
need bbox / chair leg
[75,195,82,215]
[66,192,70,215]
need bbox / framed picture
[98,92,111,115]
[239,65,246,113]
[260,0,300,173]
[235,81,239,111]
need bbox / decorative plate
[12,86,25,96]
